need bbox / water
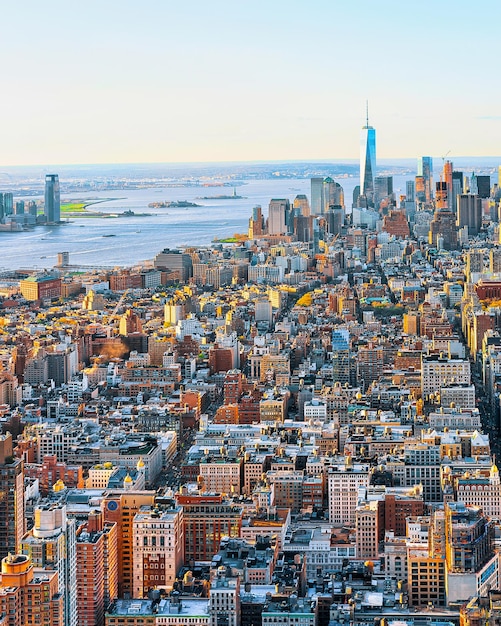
[0,156,497,271]
[1,179,319,270]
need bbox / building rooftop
[107,598,209,617]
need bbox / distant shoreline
[60,197,126,217]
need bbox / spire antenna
[366,100,369,126]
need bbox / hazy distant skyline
[3,0,500,166]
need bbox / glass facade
[45,174,61,223]
[360,125,376,204]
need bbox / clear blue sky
[2,0,500,165]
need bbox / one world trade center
[359,105,376,206]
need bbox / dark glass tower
[44,174,60,223]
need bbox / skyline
[2,0,501,166]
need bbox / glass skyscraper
[360,115,376,205]
[44,174,60,223]
[311,176,345,216]
[417,156,433,204]
[310,177,324,215]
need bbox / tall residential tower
[0,433,24,561]
[44,174,60,223]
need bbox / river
[0,168,449,270]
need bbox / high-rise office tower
[325,206,344,237]
[452,171,464,212]
[457,194,482,236]
[442,160,454,210]
[267,198,290,235]
[452,170,468,193]
[293,215,313,242]
[415,176,426,203]
[374,175,394,208]
[3,193,13,216]
[360,106,376,206]
[469,172,478,195]
[293,194,310,217]
[322,177,344,212]
[44,174,60,223]
[248,205,265,238]
[477,175,491,199]
[436,181,448,210]
[313,216,324,254]
[21,504,77,626]
[352,185,360,208]
[0,433,24,561]
[331,329,350,385]
[417,156,433,204]
[406,180,415,202]
[429,206,458,250]
[310,177,324,215]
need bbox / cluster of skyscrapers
[1,110,501,626]
[0,174,60,227]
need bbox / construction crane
[107,289,130,327]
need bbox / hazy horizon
[0,155,500,171]
[2,0,500,166]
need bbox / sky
[2,0,500,166]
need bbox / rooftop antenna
[366,100,369,127]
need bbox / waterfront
[0,179,299,270]
[0,169,422,271]
[0,157,497,271]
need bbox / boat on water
[103,234,116,238]
[196,194,244,200]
